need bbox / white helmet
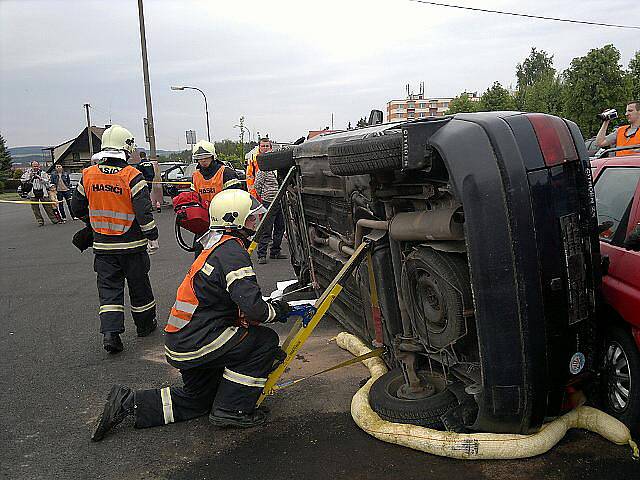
[192,140,217,161]
[101,125,136,154]
[209,189,265,230]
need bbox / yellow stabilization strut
[257,240,372,406]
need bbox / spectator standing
[50,163,73,222]
[246,137,272,199]
[20,161,59,226]
[254,168,286,264]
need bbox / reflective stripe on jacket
[84,164,138,235]
[166,235,240,333]
[163,232,276,369]
[616,125,640,156]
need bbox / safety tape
[273,347,385,391]
[0,199,61,205]
[148,181,193,185]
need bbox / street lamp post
[171,85,211,141]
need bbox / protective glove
[147,239,160,255]
[266,299,292,323]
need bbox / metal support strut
[257,240,373,405]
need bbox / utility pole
[84,103,94,156]
[137,0,157,160]
[239,116,245,161]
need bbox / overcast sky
[1,0,638,150]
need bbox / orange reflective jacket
[84,164,139,235]
[616,126,640,156]
[165,235,242,333]
[245,156,259,199]
[192,168,225,203]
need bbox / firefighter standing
[71,125,159,353]
[91,189,291,441]
[246,136,272,199]
[191,140,242,203]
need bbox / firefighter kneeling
[92,189,292,441]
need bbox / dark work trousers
[56,190,73,219]
[93,252,156,335]
[257,201,285,259]
[134,326,280,428]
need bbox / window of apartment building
[408,112,415,118]
[408,102,415,108]
[419,112,426,118]
[396,105,403,111]
[443,102,449,107]
[419,103,425,108]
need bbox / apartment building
[387,83,479,122]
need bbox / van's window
[594,167,640,241]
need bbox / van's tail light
[527,114,578,167]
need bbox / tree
[0,133,12,180]
[562,44,627,137]
[519,72,564,116]
[479,81,517,111]
[13,168,23,179]
[627,50,640,101]
[516,48,556,109]
[445,93,481,114]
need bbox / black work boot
[209,407,268,428]
[103,333,123,354]
[137,318,157,337]
[91,385,134,442]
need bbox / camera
[597,109,618,121]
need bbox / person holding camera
[596,101,640,156]
[20,161,59,226]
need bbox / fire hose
[335,332,639,460]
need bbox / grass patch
[0,192,21,201]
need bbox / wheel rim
[385,371,446,400]
[416,269,447,334]
[605,341,631,413]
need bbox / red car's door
[595,166,640,329]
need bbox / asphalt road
[1,202,637,479]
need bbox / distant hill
[8,146,48,167]
[8,146,179,167]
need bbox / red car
[592,149,640,433]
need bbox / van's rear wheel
[369,368,459,428]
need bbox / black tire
[257,148,295,171]
[402,248,471,349]
[328,134,401,176]
[369,368,459,428]
[602,325,640,435]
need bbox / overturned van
[258,111,601,434]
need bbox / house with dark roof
[44,126,107,172]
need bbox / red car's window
[594,167,640,241]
